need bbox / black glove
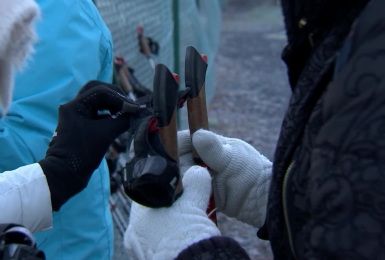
[39,81,143,211]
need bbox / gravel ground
[113,1,291,259]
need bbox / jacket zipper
[282,161,298,259]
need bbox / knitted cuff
[176,236,250,260]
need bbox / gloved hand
[39,81,143,211]
[178,129,272,228]
[124,166,220,260]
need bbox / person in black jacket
[125,0,385,259]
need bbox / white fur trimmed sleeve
[0,163,52,232]
[0,0,40,112]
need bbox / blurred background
[93,0,292,259]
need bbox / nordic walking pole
[153,64,179,164]
[185,46,217,224]
[123,64,183,208]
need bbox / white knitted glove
[124,166,221,260]
[178,129,272,228]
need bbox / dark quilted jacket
[264,0,385,259]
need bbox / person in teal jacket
[0,0,114,259]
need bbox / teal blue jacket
[0,0,114,259]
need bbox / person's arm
[0,82,140,233]
[124,165,251,259]
[297,2,385,258]
[0,163,52,232]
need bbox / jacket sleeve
[0,163,52,232]
[300,1,385,258]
